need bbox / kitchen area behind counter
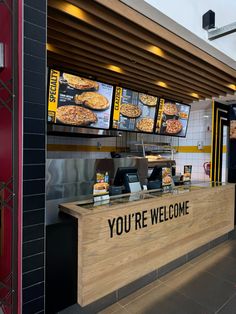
[46,157,149,224]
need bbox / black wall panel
[23,1,46,313]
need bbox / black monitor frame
[148,166,162,182]
[113,167,139,188]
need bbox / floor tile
[158,255,186,278]
[218,239,236,259]
[112,308,129,314]
[117,270,157,301]
[189,240,232,266]
[124,283,212,314]
[98,303,126,314]
[119,280,161,306]
[163,266,236,311]
[217,293,236,314]
[159,262,192,283]
[192,253,236,284]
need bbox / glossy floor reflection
[99,238,236,314]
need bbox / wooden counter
[60,184,235,306]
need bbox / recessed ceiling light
[46,43,53,51]
[147,45,165,57]
[156,81,168,88]
[190,93,199,98]
[228,84,236,91]
[58,3,87,21]
[106,65,124,74]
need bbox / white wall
[145,0,236,61]
[172,109,212,182]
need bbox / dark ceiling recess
[47,0,236,104]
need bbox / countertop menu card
[155,98,190,137]
[48,69,114,129]
[112,87,158,133]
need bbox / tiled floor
[99,238,236,314]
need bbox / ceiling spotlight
[106,65,124,74]
[156,81,168,88]
[190,93,199,98]
[228,84,236,91]
[147,45,165,57]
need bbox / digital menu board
[155,98,190,137]
[112,87,158,133]
[47,69,114,129]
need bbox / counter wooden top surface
[59,183,233,218]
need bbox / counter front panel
[60,184,235,306]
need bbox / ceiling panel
[47,0,236,104]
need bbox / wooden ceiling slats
[48,59,194,104]
[47,17,230,95]
[65,0,235,84]
[48,53,195,103]
[47,37,214,99]
[48,2,234,88]
[47,19,226,96]
[47,0,236,104]
[48,51,196,101]
[94,0,236,78]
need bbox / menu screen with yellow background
[48,69,114,130]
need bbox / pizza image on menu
[163,102,178,116]
[136,118,154,133]
[178,112,188,119]
[62,73,99,90]
[120,103,142,118]
[139,94,158,107]
[56,105,97,126]
[166,119,182,134]
[74,92,109,110]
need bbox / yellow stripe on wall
[174,145,227,154]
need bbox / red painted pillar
[0,0,13,312]
[17,1,23,313]
[0,0,23,313]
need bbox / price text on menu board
[156,98,191,137]
[112,87,158,133]
[48,69,114,130]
